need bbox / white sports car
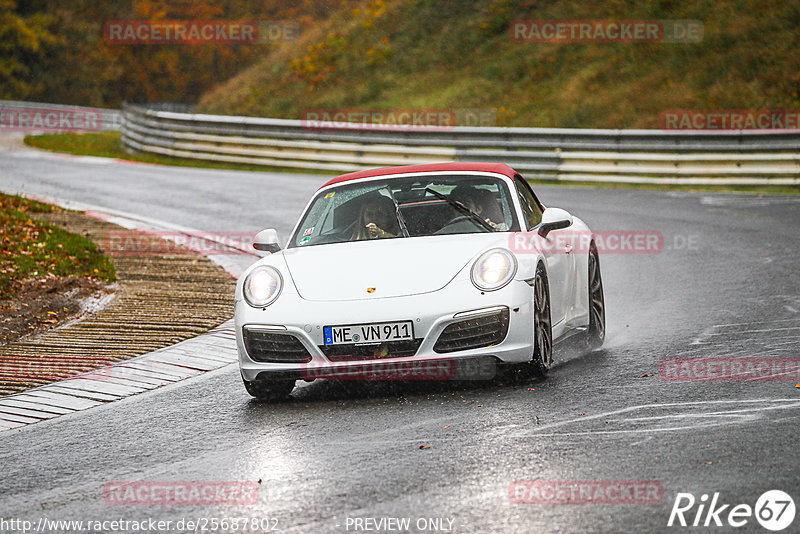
[235,163,604,400]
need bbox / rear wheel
[529,265,553,374]
[242,376,295,401]
[586,245,605,350]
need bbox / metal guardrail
[1,100,122,132]
[122,103,800,184]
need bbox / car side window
[514,176,543,229]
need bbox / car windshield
[290,174,520,248]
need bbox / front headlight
[243,265,283,307]
[471,248,517,291]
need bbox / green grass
[24,132,124,160]
[0,194,116,301]
[23,132,338,175]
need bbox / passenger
[352,194,398,240]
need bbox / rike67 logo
[668,490,795,531]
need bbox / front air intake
[433,307,510,354]
[319,339,423,361]
[243,328,313,363]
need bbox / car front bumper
[235,278,535,382]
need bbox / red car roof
[320,162,520,189]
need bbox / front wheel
[242,376,295,401]
[527,265,553,375]
[585,244,605,350]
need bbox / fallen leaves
[419,445,430,449]
[1,193,115,301]
[639,373,652,378]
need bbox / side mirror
[253,229,281,253]
[538,208,573,236]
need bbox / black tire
[586,244,605,350]
[242,376,295,401]
[528,264,553,374]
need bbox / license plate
[323,321,414,345]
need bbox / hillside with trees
[2,0,799,128]
[0,0,343,106]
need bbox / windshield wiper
[424,188,494,232]
[385,186,410,237]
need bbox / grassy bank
[0,194,115,302]
[197,0,800,129]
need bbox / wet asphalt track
[1,148,799,533]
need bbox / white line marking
[508,399,800,437]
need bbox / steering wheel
[435,215,490,234]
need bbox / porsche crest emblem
[367,287,376,293]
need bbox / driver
[351,194,398,240]
[449,186,507,231]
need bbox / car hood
[281,234,506,301]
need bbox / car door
[514,176,572,329]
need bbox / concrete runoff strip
[0,412,40,424]
[117,360,200,380]
[98,366,174,386]
[0,420,25,430]
[0,196,257,431]
[17,391,103,410]
[0,319,238,430]
[0,398,75,414]
[43,385,123,401]
[0,405,64,420]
